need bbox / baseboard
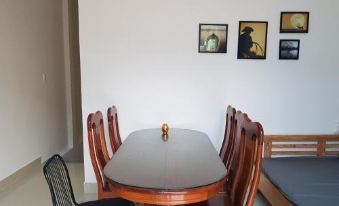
[84,182,97,194]
[60,146,72,157]
[41,146,72,162]
[0,158,41,199]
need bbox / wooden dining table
[103,128,227,205]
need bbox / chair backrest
[226,111,244,195]
[43,154,77,206]
[87,111,110,193]
[107,105,122,154]
[230,112,264,206]
[219,105,236,170]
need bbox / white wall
[0,0,70,181]
[79,0,339,183]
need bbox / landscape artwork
[279,39,300,60]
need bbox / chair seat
[79,198,134,206]
[191,195,232,206]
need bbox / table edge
[106,175,227,205]
[127,128,209,137]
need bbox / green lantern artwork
[199,24,228,53]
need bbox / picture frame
[280,12,309,33]
[237,21,268,59]
[199,24,228,53]
[279,39,300,60]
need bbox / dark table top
[104,128,227,190]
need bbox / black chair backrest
[43,154,77,206]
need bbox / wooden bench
[259,134,339,206]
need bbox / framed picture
[237,21,268,59]
[280,12,309,33]
[199,24,228,53]
[279,39,300,60]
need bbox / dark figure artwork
[238,27,254,58]
[237,21,268,59]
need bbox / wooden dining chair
[230,112,264,206]
[219,111,246,196]
[107,105,122,154]
[219,105,237,170]
[87,111,117,199]
[43,154,134,206]
[192,111,264,206]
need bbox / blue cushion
[262,157,339,206]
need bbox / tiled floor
[0,163,270,206]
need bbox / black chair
[43,154,134,206]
